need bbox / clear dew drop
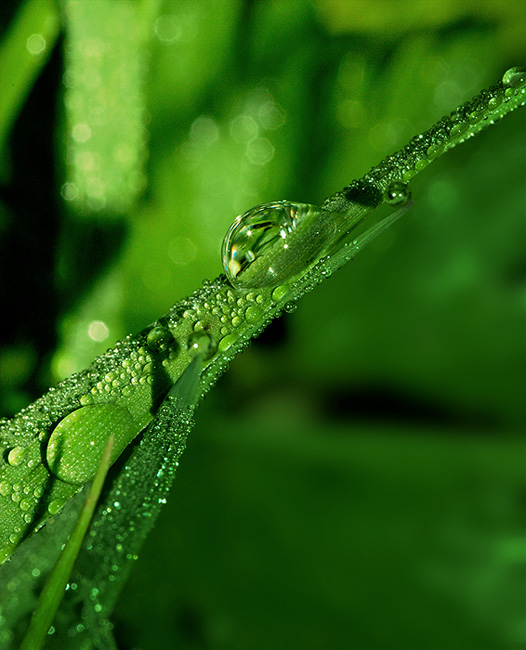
[221,200,318,288]
[502,66,526,89]
[384,181,411,207]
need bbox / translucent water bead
[222,201,323,288]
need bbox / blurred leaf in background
[0,0,524,648]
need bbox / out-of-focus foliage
[0,1,524,648]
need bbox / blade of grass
[18,434,115,650]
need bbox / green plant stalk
[0,0,60,181]
[18,434,114,650]
[0,68,524,569]
[51,355,205,646]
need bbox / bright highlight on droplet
[88,321,109,342]
[26,34,46,55]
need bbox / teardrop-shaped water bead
[221,201,323,288]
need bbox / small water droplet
[19,498,32,511]
[488,96,502,109]
[426,143,444,159]
[384,181,411,206]
[146,326,175,353]
[187,332,217,360]
[502,66,526,89]
[402,169,416,183]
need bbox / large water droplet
[46,404,138,485]
[221,201,320,288]
[502,66,526,89]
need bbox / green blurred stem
[0,0,60,182]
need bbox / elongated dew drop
[46,404,138,485]
[7,446,26,467]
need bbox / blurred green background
[0,1,525,649]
